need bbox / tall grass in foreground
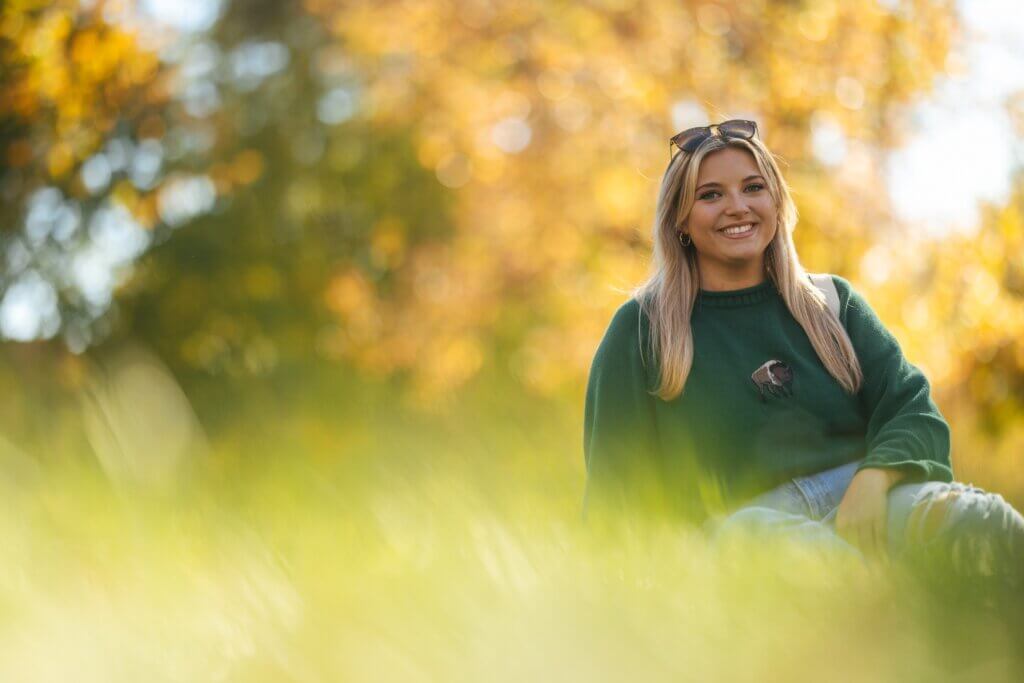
[1,355,1022,681]
[1,446,1022,682]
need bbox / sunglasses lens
[718,120,757,138]
[672,127,707,152]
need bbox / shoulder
[599,297,649,350]
[598,294,655,337]
[595,297,654,369]
[607,297,647,332]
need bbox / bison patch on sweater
[751,359,793,402]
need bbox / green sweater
[582,274,953,522]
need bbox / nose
[723,191,751,215]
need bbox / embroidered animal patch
[750,360,793,402]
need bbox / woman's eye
[698,184,763,201]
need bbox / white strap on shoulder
[808,273,840,318]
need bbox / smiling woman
[582,118,1024,611]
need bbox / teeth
[721,223,754,235]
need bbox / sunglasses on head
[669,119,759,158]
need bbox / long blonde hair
[633,134,863,400]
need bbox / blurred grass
[0,360,1022,681]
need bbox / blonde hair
[633,133,863,400]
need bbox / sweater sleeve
[832,276,953,484]
[582,299,664,520]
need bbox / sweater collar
[696,278,777,308]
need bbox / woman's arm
[582,299,664,521]
[833,276,954,484]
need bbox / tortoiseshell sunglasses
[669,119,759,159]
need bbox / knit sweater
[582,274,953,523]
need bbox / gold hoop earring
[678,232,692,247]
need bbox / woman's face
[682,146,778,286]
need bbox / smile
[718,223,757,239]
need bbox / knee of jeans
[905,481,1024,582]
[713,505,818,539]
[709,506,782,537]
[907,482,1002,541]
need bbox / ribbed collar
[696,278,777,308]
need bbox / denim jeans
[704,458,1024,597]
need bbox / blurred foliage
[864,171,1024,494]
[293,0,962,402]
[1,0,172,346]
[10,0,1023,488]
[4,2,1024,675]
[4,0,1024,483]
[2,0,963,398]
[0,1,1023,514]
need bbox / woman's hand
[834,467,906,560]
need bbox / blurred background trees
[2,0,1023,498]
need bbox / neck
[698,264,769,291]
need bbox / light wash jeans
[704,458,1024,599]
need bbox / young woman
[582,119,1024,593]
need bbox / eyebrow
[696,175,766,192]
